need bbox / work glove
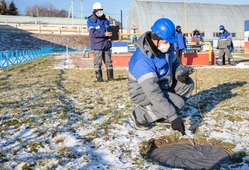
[216,47,219,49]
[176,65,194,83]
[177,74,189,83]
[171,117,186,135]
[227,45,230,49]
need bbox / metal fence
[0,48,71,70]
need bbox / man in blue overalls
[174,25,187,64]
[217,25,235,66]
[128,18,194,135]
[87,2,114,82]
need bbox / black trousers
[175,49,183,63]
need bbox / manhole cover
[148,144,231,170]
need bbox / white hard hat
[93,2,103,10]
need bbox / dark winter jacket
[87,13,111,51]
[128,31,182,122]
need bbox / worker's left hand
[227,45,230,49]
[105,32,112,37]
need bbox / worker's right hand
[171,117,186,135]
[216,47,219,49]
[105,32,112,37]
[177,75,189,83]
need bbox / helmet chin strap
[156,40,160,48]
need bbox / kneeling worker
[128,18,194,135]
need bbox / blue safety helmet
[219,25,225,30]
[151,18,177,43]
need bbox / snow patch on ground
[54,54,76,69]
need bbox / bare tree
[25,3,68,17]
[0,0,8,15]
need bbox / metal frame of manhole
[146,141,233,170]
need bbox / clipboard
[108,26,119,40]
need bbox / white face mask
[219,30,224,33]
[97,12,104,17]
[158,43,170,53]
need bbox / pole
[121,10,123,40]
[72,0,74,19]
[184,0,187,32]
[68,0,72,19]
[80,0,83,19]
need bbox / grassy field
[0,53,249,169]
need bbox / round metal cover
[148,144,231,169]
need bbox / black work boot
[217,61,223,66]
[95,70,104,82]
[223,55,226,65]
[228,59,236,66]
[107,69,114,81]
[130,111,149,130]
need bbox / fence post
[22,50,25,62]
[15,50,19,66]
[29,50,32,60]
[66,45,68,56]
[11,51,14,66]
[0,52,2,68]
[26,51,30,61]
[6,51,9,70]
[38,50,41,58]
[31,50,34,60]
[19,51,22,62]
[35,50,38,59]
[33,50,36,59]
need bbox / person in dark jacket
[174,25,187,64]
[128,18,194,135]
[87,2,114,82]
[217,25,235,66]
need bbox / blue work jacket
[129,49,173,81]
[174,31,187,50]
[87,14,111,51]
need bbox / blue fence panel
[0,53,2,68]
[0,47,75,70]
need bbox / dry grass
[0,53,249,169]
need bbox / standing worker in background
[191,29,203,45]
[128,18,194,135]
[174,25,187,64]
[216,25,235,66]
[87,2,114,82]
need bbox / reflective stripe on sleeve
[137,72,157,84]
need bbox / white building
[127,0,249,47]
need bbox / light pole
[80,0,83,19]
[68,0,74,19]
[184,0,187,32]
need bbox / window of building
[231,33,236,37]
[213,32,236,38]
[213,32,219,37]
[183,33,191,37]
